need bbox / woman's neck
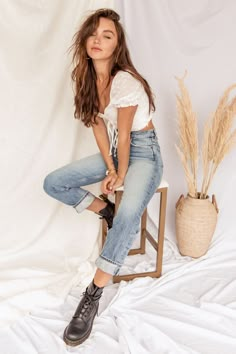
[92,60,111,83]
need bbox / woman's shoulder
[111,70,143,94]
[112,70,140,84]
[110,70,144,107]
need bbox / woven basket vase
[175,194,219,258]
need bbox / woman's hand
[109,176,124,193]
[101,172,118,194]
[101,172,124,194]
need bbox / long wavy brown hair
[69,8,156,127]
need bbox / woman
[43,8,163,346]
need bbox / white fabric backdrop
[0,0,114,333]
[1,0,236,353]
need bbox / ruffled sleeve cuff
[111,71,143,108]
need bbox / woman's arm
[107,105,138,193]
[92,116,115,172]
[93,108,137,194]
[117,105,138,178]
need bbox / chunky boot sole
[63,325,92,346]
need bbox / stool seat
[115,178,169,191]
[102,177,168,283]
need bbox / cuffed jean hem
[95,255,121,276]
[73,192,95,214]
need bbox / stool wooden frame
[101,180,168,283]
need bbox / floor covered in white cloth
[1,221,236,354]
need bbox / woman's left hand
[109,176,124,194]
[101,172,118,194]
[101,173,124,194]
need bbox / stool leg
[115,191,123,214]
[102,218,107,246]
[156,187,167,277]
[112,186,168,283]
[140,209,147,254]
[101,187,168,283]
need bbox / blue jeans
[43,129,163,275]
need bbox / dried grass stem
[176,73,236,199]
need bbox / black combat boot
[97,195,115,229]
[63,280,104,346]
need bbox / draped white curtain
[0,0,114,325]
[1,1,236,353]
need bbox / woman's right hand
[101,171,118,194]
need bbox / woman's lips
[91,47,102,51]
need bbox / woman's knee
[43,172,58,196]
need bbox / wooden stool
[101,178,168,283]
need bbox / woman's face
[86,17,118,62]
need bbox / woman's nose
[94,36,100,44]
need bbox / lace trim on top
[107,121,118,156]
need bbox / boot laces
[73,292,101,319]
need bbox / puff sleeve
[110,71,144,108]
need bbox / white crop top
[97,70,153,155]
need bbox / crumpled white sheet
[1,231,236,354]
